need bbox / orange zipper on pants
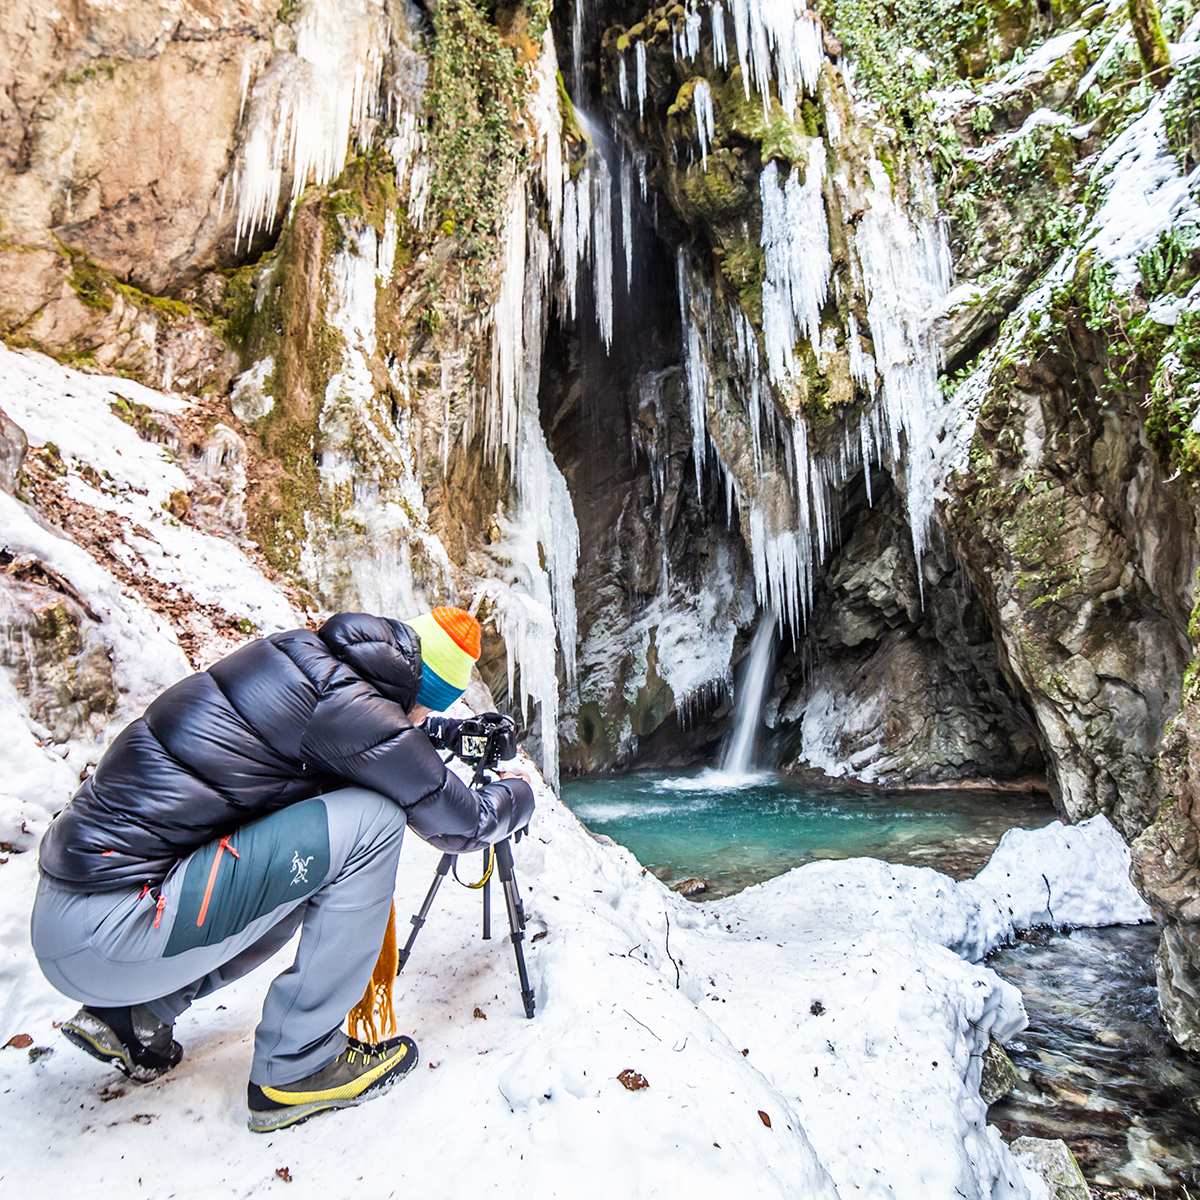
[195,836,240,928]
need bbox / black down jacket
[38,613,535,892]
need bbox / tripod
[395,763,536,1019]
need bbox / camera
[424,712,518,771]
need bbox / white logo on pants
[290,852,314,886]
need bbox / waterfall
[720,618,776,777]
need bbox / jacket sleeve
[300,679,535,852]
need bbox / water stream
[988,925,1200,1196]
[561,770,1199,1194]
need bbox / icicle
[712,2,728,69]
[637,154,647,201]
[562,178,579,319]
[693,79,715,170]
[234,0,389,245]
[854,164,952,598]
[721,0,825,114]
[621,150,634,291]
[683,7,703,59]
[676,252,711,497]
[759,143,831,382]
[619,53,629,109]
[592,158,614,350]
[483,187,582,788]
[636,41,648,120]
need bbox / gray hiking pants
[31,786,406,1086]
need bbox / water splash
[721,617,776,777]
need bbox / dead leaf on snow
[275,1167,292,1183]
[758,1110,772,1128]
[4,1034,33,1049]
[617,1069,649,1091]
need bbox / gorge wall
[3,0,1200,1050]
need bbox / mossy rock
[679,149,751,221]
[980,1036,1018,1105]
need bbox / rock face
[1132,691,1200,1053]
[941,310,1198,836]
[769,476,1043,784]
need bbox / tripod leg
[494,839,535,1019]
[397,853,454,975]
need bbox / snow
[1086,83,1200,289]
[984,30,1088,95]
[0,347,299,640]
[0,671,1150,1200]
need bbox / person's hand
[499,767,535,787]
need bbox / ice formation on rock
[620,151,635,290]
[306,217,458,617]
[760,146,831,382]
[693,80,716,169]
[726,0,825,113]
[234,0,390,244]
[854,162,953,584]
[711,2,729,69]
[636,41,648,119]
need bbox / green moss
[62,246,192,321]
[679,149,751,220]
[109,397,171,443]
[428,0,526,251]
[1165,56,1200,169]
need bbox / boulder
[979,1036,1018,1105]
[1009,1137,1089,1200]
[0,406,27,493]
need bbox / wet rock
[0,574,117,745]
[670,877,708,896]
[1132,701,1200,1052]
[777,478,1043,786]
[1009,1137,1089,1200]
[0,406,27,493]
[980,1036,1018,1105]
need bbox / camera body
[425,711,518,771]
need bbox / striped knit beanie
[406,607,481,712]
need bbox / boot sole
[247,1041,418,1132]
[62,1019,135,1078]
[61,1014,180,1083]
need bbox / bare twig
[664,911,681,989]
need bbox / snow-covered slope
[0,742,1146,1198]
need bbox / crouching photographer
[29,607,534,1132]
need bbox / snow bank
[0,733,1151,1200]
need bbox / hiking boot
[61,1005,183,1083]
[246,1034,418,1133]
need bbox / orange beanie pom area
[430,606,481,658]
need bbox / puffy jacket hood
[317,612,423,711]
